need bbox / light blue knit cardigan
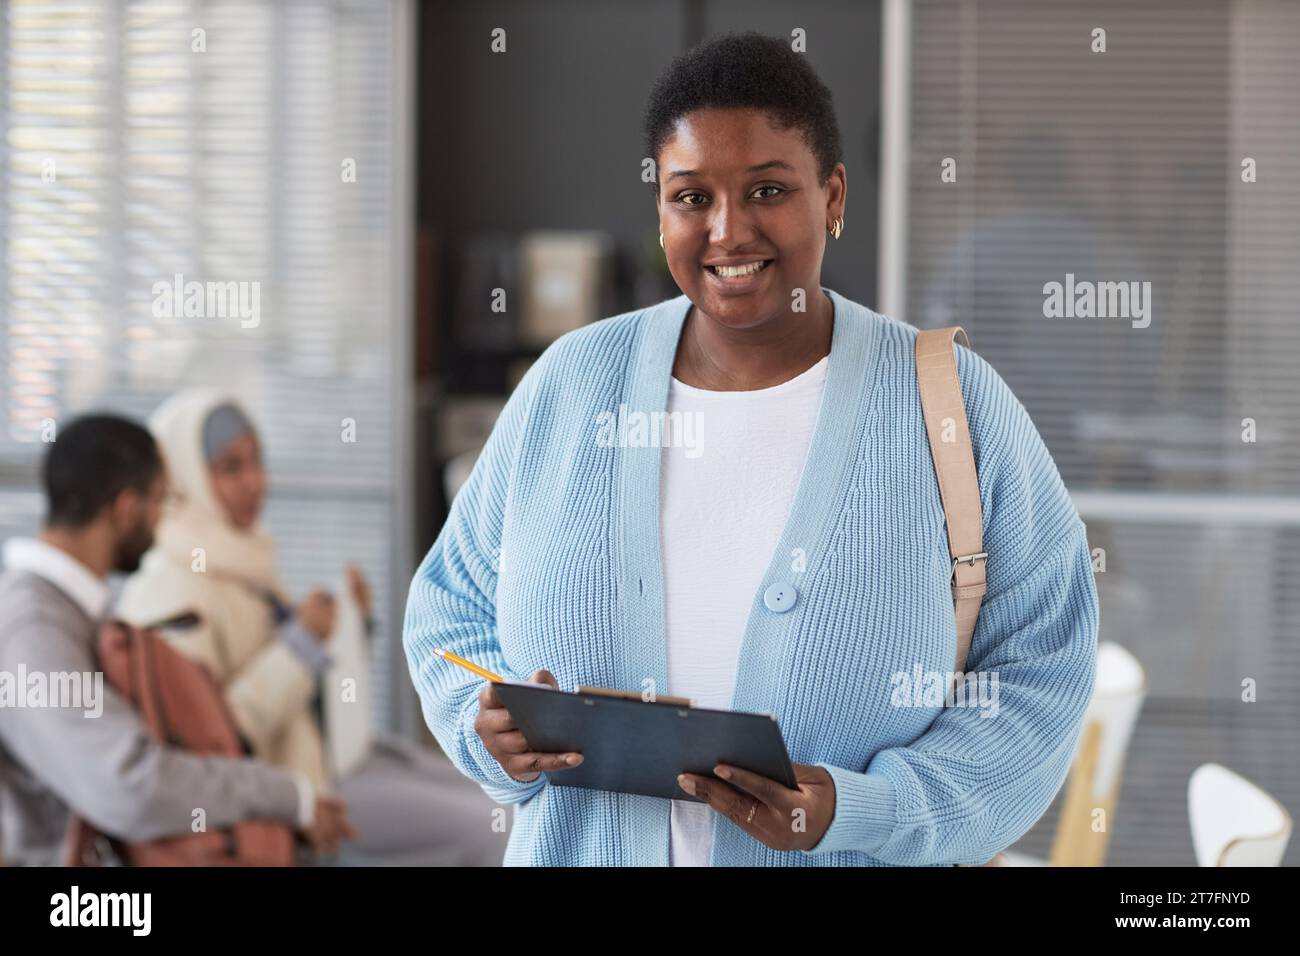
[403,287,1098,866]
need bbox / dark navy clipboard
[493,681,797,802]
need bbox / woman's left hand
[677,762,836,852]
[346,563,372,618]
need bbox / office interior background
[1,0,1296,865]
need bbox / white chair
[1002,641,1147,866]
[443,447,482,506]
[1188,763,1292,866]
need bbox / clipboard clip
[575,685,693,708]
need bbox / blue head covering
[201,402,256,463]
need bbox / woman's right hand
[476,669,584,783]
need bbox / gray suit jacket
[0,569,301,865]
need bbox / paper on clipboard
[323,572,375,780]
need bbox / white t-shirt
[659,353,830,866]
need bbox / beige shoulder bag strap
[915,327,988,677]
[917,328,1009,868]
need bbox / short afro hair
[642,31,843,195]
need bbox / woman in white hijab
[118,388,507,865]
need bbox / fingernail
[566,754,582,765]
[715,765,731,779]
[677,774,695,795]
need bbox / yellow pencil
[433,647,504,683]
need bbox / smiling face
[655,107,845,331]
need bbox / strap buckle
[951,551,988,583]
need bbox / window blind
[904,0,1300,864]
[0,0,413,735]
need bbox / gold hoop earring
[659,232,665,250]
[829,216,844,239]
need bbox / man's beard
[113,518,155,574]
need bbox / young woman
[403,31,1098,866]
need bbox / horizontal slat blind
[906,0,1300,865]
[1,0,407,732]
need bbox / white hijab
[119,388,347,788]
[147,387,284,597]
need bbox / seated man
[0,414,354,866]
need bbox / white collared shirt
[2,536,111,620]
